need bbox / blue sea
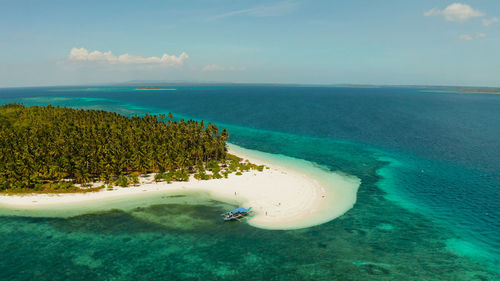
[0,85,499,280]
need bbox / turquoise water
[0,85,499,280]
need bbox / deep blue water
[0,85,499,280]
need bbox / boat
[221,207,253,221]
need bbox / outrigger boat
[221,207,253,222]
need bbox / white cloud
[424,8,441,17]
[458,33,487,40]
[458,34,473,40]
[424,3,484,22]
[68,48,189,66]
[202,64,246,72]
[483,17,500,26]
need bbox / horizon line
[1,81,499,90]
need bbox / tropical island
[0,104,360,230]
[136,87,176,91]
[0,103,263,192]
[458,88,500,94]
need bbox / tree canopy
[0,104,229,192]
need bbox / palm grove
[0,104,254,192]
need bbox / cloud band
[68,48,188,66]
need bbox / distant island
[136,87,176,91]
[458,88,500,94]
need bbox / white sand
[0,144,360,230]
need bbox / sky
[0,0,499,87]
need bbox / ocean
[0,85,499,280]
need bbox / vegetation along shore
[0,104,263,193]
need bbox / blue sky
[0,0,499,87]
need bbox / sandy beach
[0,144,360,230]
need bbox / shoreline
[0,144,360,230]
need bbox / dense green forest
[0,104,241,192]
